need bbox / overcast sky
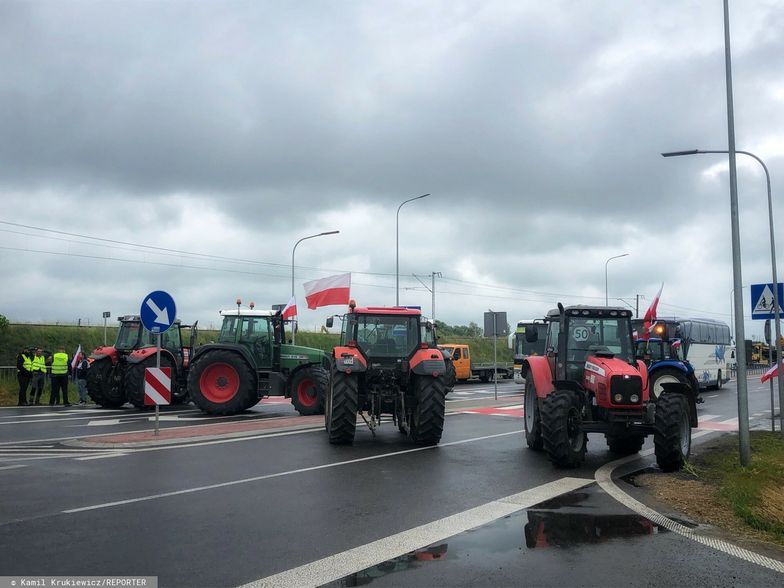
[2,0,783,341]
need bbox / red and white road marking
[144,368,172,406]
[458,405,524,418]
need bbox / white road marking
[241,477,594,588]
[0,464,27,471]
[0,409,199,426]
[596,430,784,575]
[86,419,123,427]
[697,414,721,421]
[706,394,719,398]
[75,452,129,461]
[62,430,521,514]
[719,417,739,425]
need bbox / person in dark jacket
[76,356,90,405]
[16,347,33,406]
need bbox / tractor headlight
[614,393,623,403]
[630,394,639,403]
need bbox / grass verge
[635,431,784,548]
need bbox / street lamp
[604,254,629,306]
[663,148,783,434]
[396,194,430,306]
[291,230,339,343]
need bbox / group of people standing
[16,347,90,407]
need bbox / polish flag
[70,345,82,370]
[761,362,781,383]
[281,296,297,319]
[303,273,351,310]
[641,283,664,340]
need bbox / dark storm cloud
[3,0,776,225]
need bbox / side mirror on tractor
[326,317,334,329]
[525,329,538,343]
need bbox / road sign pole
[155,332,161,436]
[493,314,498,401]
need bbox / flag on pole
[281,296,297,319]
[761,362,781,383]
[70,345,82,370]
[641,283,664,340]
[303,273,351,310]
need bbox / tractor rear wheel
[606,434,645,455]
[408,375,446,446]
[650,367,689,401]
[87,357,126,408]
[125,355,174,409]
[654,393,691,472]
[326,371,358,444]
[188,350,256,415]
[524,378,543,451]
[541,390,587,468]
[290,366,328,416]
[444,360,456,393]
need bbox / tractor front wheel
[326,371,358,444]
[541,390,587,468]
[444,360,456,393]
[290,367,328,416]
[188,350,256,415]
[408,375,447,446]
[654,393,691,472]
[524,378,543,451]
[87,358,126,408]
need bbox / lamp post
[291,230,339,343]
[396,194,430,306]
[729,286,746,341]
[665,148,783,435]
[604,253,629,306]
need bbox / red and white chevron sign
[144,367,172,406]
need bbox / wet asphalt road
[0,378,781,587]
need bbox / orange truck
[439,343,513,383]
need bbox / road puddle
[322,485,666,587]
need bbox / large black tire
[290,366,328,416]
[187,350,257,415]
[524,378,543,451]
[444,360,456,393]
[125,355,174,409]
[408,376,446,446]
[650,367,690,401]
[654,393,691,472]
[86,357,126,408]
[540,390,587,468]
[326,371,358,444]
[606,434,645,455]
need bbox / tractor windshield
[567,317,634,364]
[354,315,420,357]
[115,321,155,350]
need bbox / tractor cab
[530,305,636,384]
[218,309,275,370]
[634,337,685,365]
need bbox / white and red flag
[641,283,664,340]
[761,362,782,383]
[281,296,297,319]
[70,345,82,370]
[303,273,351,310]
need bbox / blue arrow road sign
[140,290,177,333]
[750,282,784,320]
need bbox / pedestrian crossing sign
[750,282,784,320]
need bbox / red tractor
[521,304,695,472]
[324,303,448,445]
[87,315,197,408]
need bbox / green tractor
[188,304,330,416]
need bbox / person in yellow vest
[16,346,33,406]
[50,346,71,407]
[30,348,47,405]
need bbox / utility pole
[412,272,442,320]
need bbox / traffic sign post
[140,291,177,436]
[751,283,783,432]
[484,311,508,400]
